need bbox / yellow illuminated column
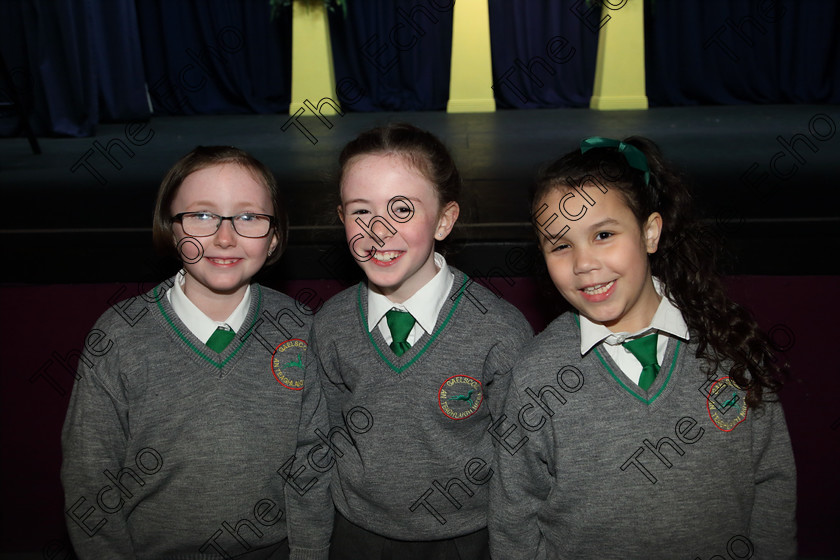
[446,0,495,113]
[589,0,648,110]
[290,1,340,115]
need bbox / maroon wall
[2,276,837,556]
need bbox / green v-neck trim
[573,313,681,405]
[154,284,263,370]
[358,273,467,374]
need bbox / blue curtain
[328,0,454,111]
[645,0,840,105]
[0,0,149,137]
[488,0,599,109]
[135,0,292,115]
[2,0,838,137]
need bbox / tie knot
[386,309,415,345]
[206,326,236,353]
[622,333,658,368]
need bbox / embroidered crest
[438,375,484,420]
[271,339,307,390]
[706,376,748,432]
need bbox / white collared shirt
[167,270,252,343]
[579,278,690,385]
[368,253,454,345]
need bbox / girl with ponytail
[489,136,796,559]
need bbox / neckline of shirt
[167,270,251,344]
[578,277,690,357]
[366,253,455,342]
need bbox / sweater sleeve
[483,311,534,421]
[489,375,552,560]
[749,398,797,558]
[284,328,333,560]
[60,334,137,559]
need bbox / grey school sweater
[489,312,797,559]
[310,268,533,540]
[61,279,332,560]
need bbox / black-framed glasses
[172,212,276,238]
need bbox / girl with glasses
[60,146,332,559]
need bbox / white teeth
[583,280,615,295]
[210,258,237,264]
[372,251,401,262]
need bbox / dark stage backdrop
[328,0,455,111]
[0,0,150,137]
[135,0,293,116]
[488,0,599,108]
[645,0,840,106]
[0,0,292,137]
[2,0,840,137]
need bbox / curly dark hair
[532,136,787,408]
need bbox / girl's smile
[370,250,405,265]
[205,257,242,266]
[579,279,617,302]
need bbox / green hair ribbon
[580,136,650,186]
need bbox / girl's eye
[551,243,570,252]
[351,209,370,215]
[238,213,257,222]
[393,206,411,215]
[596,231,613,241]
[194,212,215,221]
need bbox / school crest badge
[271,339,307,390]
[706,376,748,432]
[438,375,484,420]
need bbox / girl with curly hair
[489,136,796,559]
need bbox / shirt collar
[579,277,689,356]
[367,253,454,333]
[167,270,252,342]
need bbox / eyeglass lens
[181,213,271,238]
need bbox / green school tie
[206,327,235,353]
[386,309,415,357]
[623,333,660,391]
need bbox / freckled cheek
[403,218,437,242]
[404,231,434,250]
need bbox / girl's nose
[573,246,599,274]
[214,218,237,247]
[368,216,397,244]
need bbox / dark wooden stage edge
[1,105,838,283]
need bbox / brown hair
[338,122,461,209]
[152,145,288,266]
[532,136,787,408]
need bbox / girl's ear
[268,230,280,257]
[435,201,460,241]
[337,204,345,224]
[644,212,663,253]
